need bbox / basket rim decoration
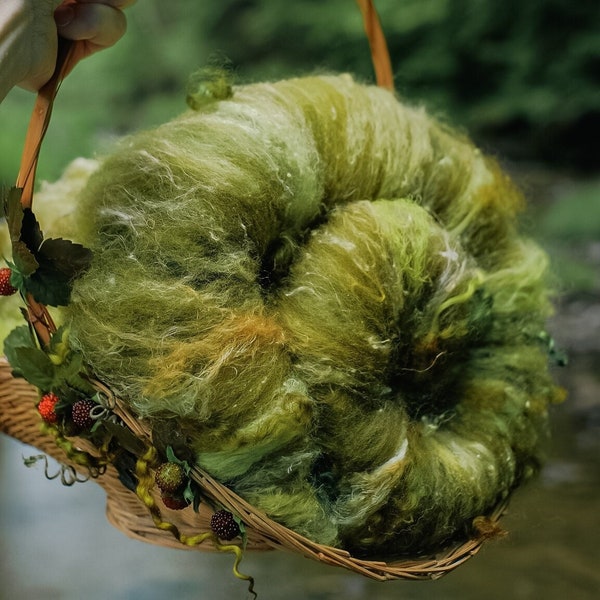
[0,356,508,581]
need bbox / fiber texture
[58,74,559,558]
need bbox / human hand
[0,0,135,100]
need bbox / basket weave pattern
[1,355,506,580]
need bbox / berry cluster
[38,393,59,424]
[71,398,97,430]
[156,461,189,510]
[210,509,241,540]
[0,267,17,296]
[155,462,186,493]
[37,393,100,431]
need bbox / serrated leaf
[7,263,27,291]
[21,208,44,253]
[24,238,93,306]
[2,189,39,277]
[13,346,55,390]
[11,240,39,277]
[53,352,94,393]
[38,238,93,280]
[3,325,37,375]
[25,264,73,306]
[3,189,93,304]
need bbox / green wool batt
[53,74,560,558]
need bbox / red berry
[71,398,97,430]
[161,494,189,510]
[0,268,17,296]
[155,462,186,493]
[38,392,59,424]
[210,509,241,540]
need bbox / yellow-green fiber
[31,75,560,558]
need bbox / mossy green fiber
[58,74,560,558]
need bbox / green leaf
[7,262,27,292]
[233,515,248,550]
[101,420,147,455]
[21,208,44,253]
[11,240,39,277]
[166,445,192,474]
[53,353,94,393]
[12,346,55,390]
[2,186,24,242]
[3,325,37,375]
[3,187,93,304]
[183,479,196,505]
[2,188,39,277]
[25,265,72,306]
[38,238,93,279]
[192,484,202,513]
[23,238,93,306]
[47,325,70,362]
[166,445,179,464]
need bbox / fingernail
[54,5,75,28]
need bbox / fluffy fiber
[53,74,560,558]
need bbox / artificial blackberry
[210,509,241,540]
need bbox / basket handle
[16,38,85,209]
[15,38,85,347]
[356,0,394,90]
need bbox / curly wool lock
[61,74,561,558]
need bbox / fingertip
[55,4,127,49]
[54,4,75,28]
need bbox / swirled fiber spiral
[61,74,560,558]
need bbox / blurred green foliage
[540,181,600,242]
[207,0,600,170]
[1,0,598,183]
[536,179,600,293]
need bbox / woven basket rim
[0,356,507,581]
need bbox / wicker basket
[0,356,506,581]
[0,2,510,587]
